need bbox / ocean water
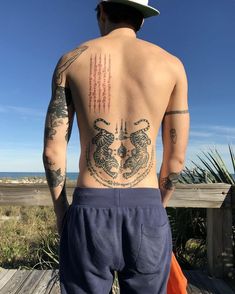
[0,172,234,182]
[0,172,79,181]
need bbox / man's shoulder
[139,38,183,66]
[59,43,90,62]
[58,38,105,63]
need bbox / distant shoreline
[0,172,79,183]
[0,172,234,185]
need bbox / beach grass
[0,206,121,292]
[0,206,58,269]
[0,205,206,270]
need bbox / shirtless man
[43,1,189,293]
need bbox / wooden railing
[0,183,234,279]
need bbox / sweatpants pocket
[135,222,169,274]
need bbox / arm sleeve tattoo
[43,46,88,195]
[44,86,74,141]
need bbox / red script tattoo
[89,54,112,113]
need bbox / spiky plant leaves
[213,148,234,183]
[229,145,235,174]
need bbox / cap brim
[101,0,160,18]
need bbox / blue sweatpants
[59,187,172,294]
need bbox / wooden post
[207,206,234,278]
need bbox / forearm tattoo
[43,156,66,188]
[164,110,189,116]
[86,118,154,187]
[170,128,177,144]
[160,172,180,190]
[44,86,74,140]
[89,54,112,113]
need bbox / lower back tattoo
[86,118,154,187]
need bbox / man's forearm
[43,152,69,215]
[159,162,183,207]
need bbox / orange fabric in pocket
[167,253,188,294]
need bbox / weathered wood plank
[0,269,10,284]
[186,282,207,294]
[0,269,31,293]
[0,270,234,294]
[184,270,235,294]
[168,183,233,208]
[0,270,17,291]
[0,183,233,208]
[0,184,74,206]
[46,270,60,294]
[34,270,56,294]
[18,270,45,294]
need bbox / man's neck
[103,26,137,38]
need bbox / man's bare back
[43,1,189,237]
[55,30,187,189]
[43,2,189,292]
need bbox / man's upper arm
[162,58,190,163]
[43,55,75,151]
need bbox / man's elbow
[162,154,186,171]
[42,146,65,163]
[174,155,185,167]
[42,148,54,167]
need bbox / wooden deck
[0,269,59,294]
[0,269,234,294]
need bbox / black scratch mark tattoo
[161,172,180,190]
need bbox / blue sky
[0,0,235,172]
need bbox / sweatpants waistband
[71,187,163,208]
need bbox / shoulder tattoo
[54,45,88,86]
